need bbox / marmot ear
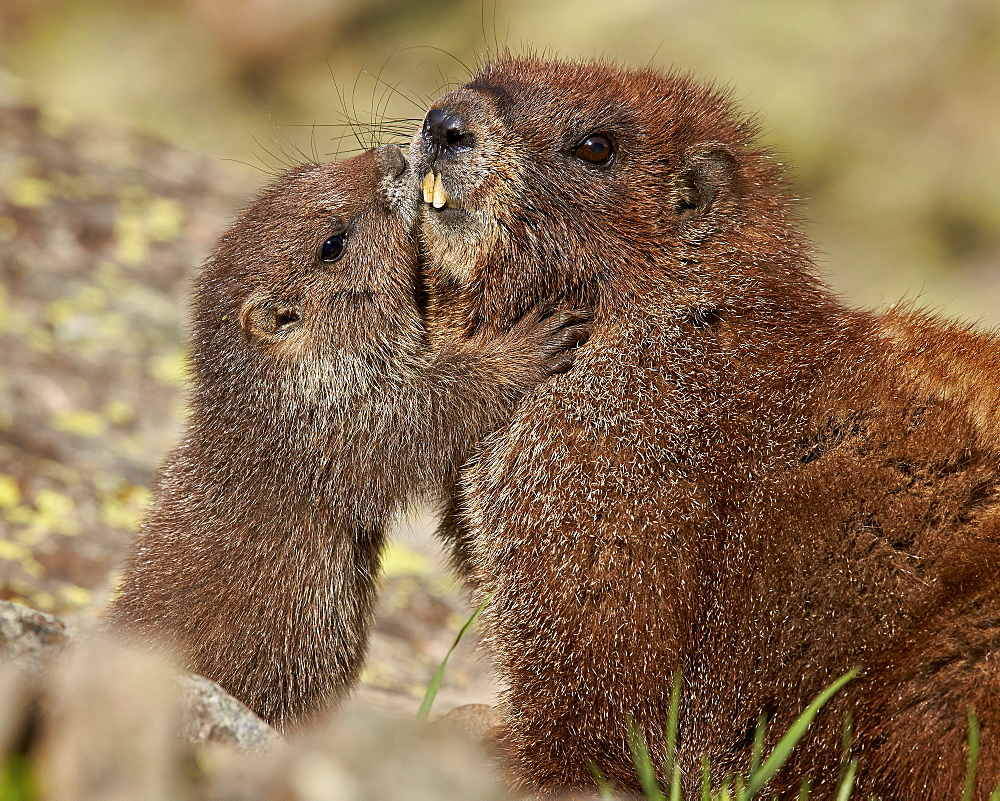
[671,145,740,220]
[239,294,303,341]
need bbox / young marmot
[109,144,589,731]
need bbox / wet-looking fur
[109,145,589,731]
[411,54,1000,798]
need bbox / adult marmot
[411,55,1000,798]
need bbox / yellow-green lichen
[21,558,44,578]
[51,409,106,438]
[25,325,54,353]
[2,506,34,526]
[145,197,184,242]
[0,475,21,508]
[381,542,433,577]
[18,590,56,612]
[7,176,52,208]
[102,399,134,426]
[148,351,188,386]
[114,212,150,266]
[114,194,184,265]
[100,483,151,531]
[0,538,44,579]
[59,584,91,609]
[0,539,29,562]
[32,488,81,536]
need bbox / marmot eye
[574,134,614,165]
[319,233,346,263]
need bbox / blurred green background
[3,0,999,317]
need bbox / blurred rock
[0,598,68,664]
[179,673,282,752]
[210,702,508,801]
[0,600,279,753]
[0,599,511,800]
[35,640,183,801]
[0,661,35,759]
[434,702,498,742]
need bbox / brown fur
[108,144,589,731]
[410,55,1000,798]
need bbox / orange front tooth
[432,173,448,209]
[422,172,435,204]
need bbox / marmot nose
[423,108,476,153]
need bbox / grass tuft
[418,633,986,801]
[626,717,666,801]
[835,758,857,801]
[665,672,683,800]
[743,670,857,799]
[586,759,617,800]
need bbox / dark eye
[319,233,345,263]
[574,134,614,165]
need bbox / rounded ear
[239,294,303,342]
[670,145,741,220]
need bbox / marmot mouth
[421,171,460,210]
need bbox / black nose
[423,107,476,153]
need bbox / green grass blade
[586,759,616,800]
[745,670,857,800]
[989,775,1000,801]
[701,754,712,801]
[0,755,36,801]
[835,757,857,801]
[670,762,682,801]
[416,592,493,723]
[665,672,683,801]
[751,712,767,775]
[838,711,854,788]
[665,672,682,769]
[626,717,666,801]
[963,708,980,801]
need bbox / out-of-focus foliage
[0,85,245,615]
[2,0,998,318]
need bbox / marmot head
[410,55,814,329]
[187,144,419,415]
